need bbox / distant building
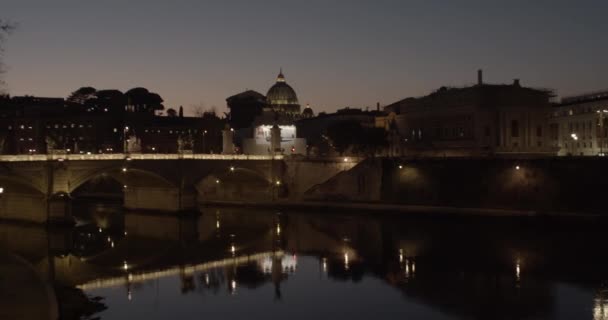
[0,91,224,155]
[297,107,381,140]
[384,70,555,157]
[548,90,608,156]
[226,90,266,130]
[227,70,307,155]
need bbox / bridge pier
[47,193,73,225]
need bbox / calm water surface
[3,201,608,319]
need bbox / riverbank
[200,200,603,219]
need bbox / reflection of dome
[266,70,300,114]
[302,104,314,118]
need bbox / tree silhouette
[125,87,164,113]
[67,87,97,105]
[166,108,177,117]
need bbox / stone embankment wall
[305,157,608,214]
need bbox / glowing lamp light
[216,179,220,184]
[0,187,4,194]
[230,245,236,254]
[230,166,235,172]
[515,165,521,170]
[276,180,281,186]
[123,261,129,271]
[398,165,403,169]
[344,252,350,270]
[122,167,127,172]
[571,133,579,141]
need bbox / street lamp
[123,126,129,153]
[203,130,208,154]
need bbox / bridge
[0,153,358,223]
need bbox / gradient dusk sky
[2,0,608,115]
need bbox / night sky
[2,0,607,114]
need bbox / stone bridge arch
[195,166,275,202]
[0,163,47,194]
[0,175,48,223]
[69,165,177,195]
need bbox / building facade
[0,92,224,155]
[384,71,555,157]
[548,90,608,156]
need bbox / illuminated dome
[266,70,300,115]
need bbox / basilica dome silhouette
[266,70,300,115]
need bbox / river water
[2,200,608,319]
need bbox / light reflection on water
[2,203,608,319]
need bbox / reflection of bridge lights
[515,258,521,281]
[127,290,132,301]
[124,231,128,236]
[594,296,608,320]
[399,249,403,263]
[230,279,237,292]
[111,241,114,248]
[98,228,102,233]
[230,245,236,255]
[276,223,281,235]
[344,252,349,271]
[261,257,273,274]
[322,258,327,272]
[216,220,220,229]
[204,273,210,286]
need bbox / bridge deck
[0,154,284,162]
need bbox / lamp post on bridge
[203,130,208,154]
[123,126,129,154]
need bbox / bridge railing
[0,153,285,162]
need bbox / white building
[549,90,608,156]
